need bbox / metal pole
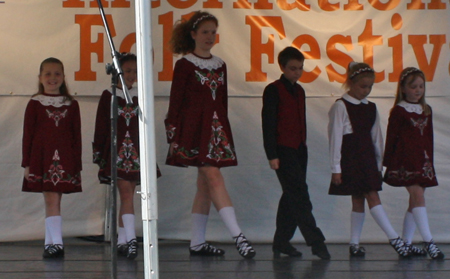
[135,1,159,278]
[109,73,118,279]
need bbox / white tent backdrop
[0,1,449,243]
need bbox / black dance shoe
[273,243,302,258]
[126,239,138,260]
[349,244,365,257]
[311,242,331,260]
[117,243,128,257]
[43,244,64,259]
[423,240,445,259]
[389,237,410,257]
[234,233,256,259]
[189,243,225,256]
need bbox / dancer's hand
[269,159,279,170]
[331,173,341,185]
[24,166,30,181]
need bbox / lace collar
[31,94,71,107]
[342,93,369,105]
[398,100,423,114]
[183,53,224,70]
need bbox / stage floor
[0,238,449,278]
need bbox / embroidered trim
[184,53,224,71]
[32,95,71,107]
[398,101,423,114]
[195,69,224,100]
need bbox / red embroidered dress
[383,101,438,187]
[22,93,82,193]
[165,53,237,167]
[93,87,141,183]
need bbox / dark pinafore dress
[328,99,382,196]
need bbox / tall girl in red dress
[328,62,409,257]
[93,53,141,260]
[383,67,444,259]
[165,11,255,258]
[22,57,82,258]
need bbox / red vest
[274,80,306,149]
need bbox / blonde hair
[343,62,375,91]
[169,11,218,55]
[393,67,430,115]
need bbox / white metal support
[135,1,159,278]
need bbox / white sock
[218,207,241,237]
[190,213,209,249]
[122,214,136,242]
[118,227,127,245]
[350,211,365,245]
[412,207,433,242]
[45,217,52,245]
[369,205,398,240]
[402,211,416,244]
[47,215,63,245]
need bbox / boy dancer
[262,47,330,259]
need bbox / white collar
[183,53,224,70]
[31,94,71,107]
[397,100,423,114]
[342,93,369,105]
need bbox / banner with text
[0,0,448,97]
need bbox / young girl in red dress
[22,57,82,258]
[165,11,255,259]
[93,53,141,260]
[383,67,444,259]
[328,62,409,257]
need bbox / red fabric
[383,105,437,187]
[165,55,237,168]
[22,94,82,193]
[273,80,306,149]
[93,89,142,183]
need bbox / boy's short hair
[278,47,304,68]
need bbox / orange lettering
[233,0,272,9]
[158,12,175,81]
[368,0,400,11]
[358,19,384,82]
[204,0,223,8]
[319,0,340,11]
[63,0,84,8]
[276,0,310,11]
[111,0,130,8]
[408,35,446,81]
[75,14,116,81]
[326,35,354,83]
[152,0,161,8]
[90,0,109,8]
[407,0,446,10]
[388,34,403,82]
[428,0,446,9]
[344,0,363,10]
[167,0,196,9]
[292,35,321,83]
[245,16,286,81]
[407,0,425,9]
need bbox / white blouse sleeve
[371,110,384,171]
[328,100,348,174]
